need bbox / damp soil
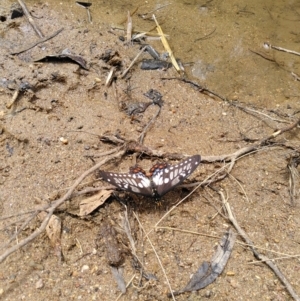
[1,1,300,301]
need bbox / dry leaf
[170,228,236,296]
[153,14,180,72]
[79,190,112,216]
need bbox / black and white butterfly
[99,155,201,199]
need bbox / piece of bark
[100,223,124,267]
[39,212,62,260]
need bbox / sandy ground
[1,1,300,300]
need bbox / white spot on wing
[131,186,141,193]
[171,177,180,185]
[152,172,163,186]
[141,177,151,188]
[126,178,133,185]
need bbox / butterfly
[99,155,201,199]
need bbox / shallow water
[13,0,300,108]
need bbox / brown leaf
[79,190,112,216]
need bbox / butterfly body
[99,155,201,199]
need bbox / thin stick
[265,42,300,57]
[157,226,220,240]
[87,7,92,23]
[159,226,300,258]
[138,106,161,144]
[0,210,36,221]
[11,28,64,55]
[194,28,216,41]
[133,211,176,301]
[121,46,147,78]
[0,212,37,249]
[165,77,291,125]
[139,3,171,19]
[249,254,300,264]
[228,173,250,203]
[291,72,300,81]
[17,0,44,38]
[126,11,132,43]
[105,67,115,87]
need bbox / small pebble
[36,278,44,289]
[59,137,68,144]
[81,265,89,273]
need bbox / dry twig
[264,42,300,57]
[11,28,64,55]
[17,0,44,38]
[126,11,132,43]
[163,77,294,127]
[218,190,300,301]
[121,46,147,78]
[133,211,176,301]
[138,105,162,144]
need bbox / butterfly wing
[152,155,201,197]
[99,170,154,197]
